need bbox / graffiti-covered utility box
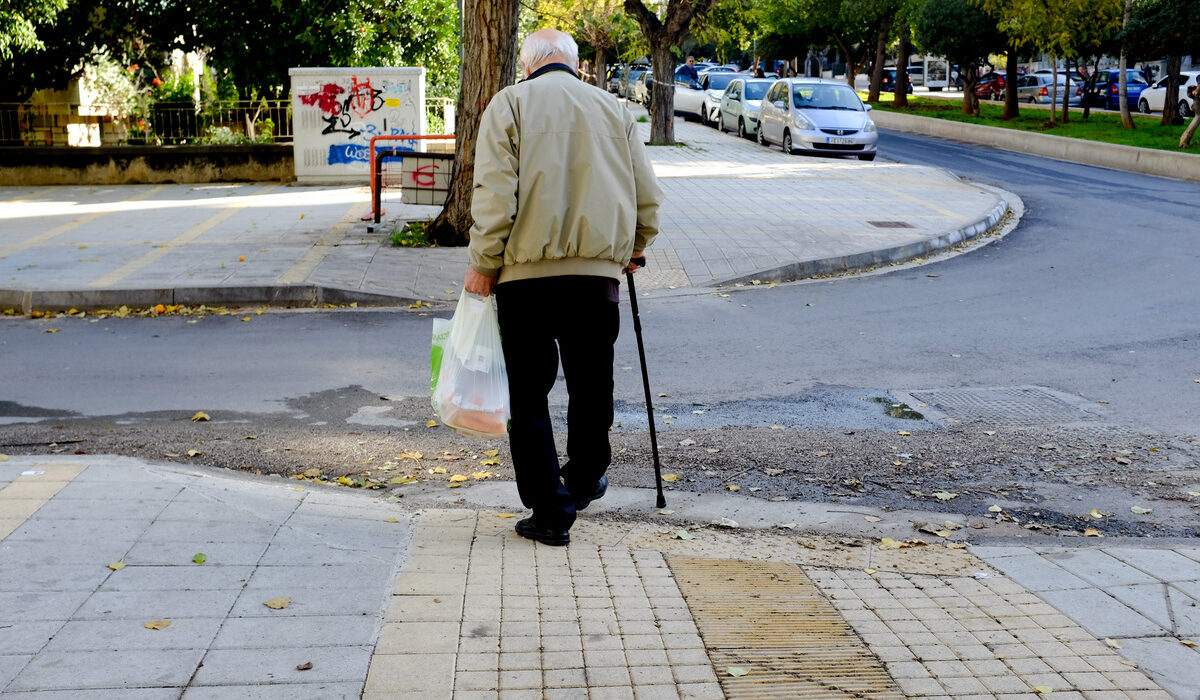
[289,67,425,184]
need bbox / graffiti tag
[412,164,440,188]
[300,77,386,139]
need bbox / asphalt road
[3,130,1198,536]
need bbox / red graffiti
[347,76,384,119]
[299,83,346,115]
[412,164,439,188]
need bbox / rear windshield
[744,82,770,100]
[706,73,738,90]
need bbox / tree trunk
[1160,55,1182,126]
[1048,58,1057,126]
[427,0,519,246]
[1003,53,1019,120]
[1060,59,1071,125]
[594,47,609,90]
[894,22,911,109]
[1118,0,1135,129]
[962,68,979,116]
[1181,95,1199,148]
[647,40,676,144]
[868,15,892,103]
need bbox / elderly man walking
[463,29,664,546]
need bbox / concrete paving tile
[7,518,150,544]
[0,590,92,621]
[52,481,182,501]
[191,645,373,686]
[13,497,169,522]
[1112,637,1200,698]
[0,539,133,565]
[1168,587,1200,636]
[123,540,268,566]
[137,520,280,543]
[1103,583,1172,630]
[1037,589,1165,638]
[0,690,181,699]
[0,621,66,655]
[1102,547,1200,583]
[75,589,239,620]
[227,586,384,617]
[0,655,33,692]
[1044,550,1158,588]
[97,564,255,592]
[179,682,363,699]
[5,648,205,691]
[0,563,112,592]
[256,541,392,567]
[210,614,377,649]
[978,555,1091,592]
[374,621,459,654]
[42,617,223,652]
[243,563,394,590]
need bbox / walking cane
[626,257,667,508]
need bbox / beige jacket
[468,69,664,284]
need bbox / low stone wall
[871,110,1200,183]
[0,144,294,185]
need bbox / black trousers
[495,276,619,531]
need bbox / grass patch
[865,94,1197,153]
[389,219,436,248]
[636,115,648,123]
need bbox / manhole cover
[902,385,1101,426]
[669,557,901,699]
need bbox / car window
[744,82,770,100]
[705,73,738,91]
[792,84,863,111]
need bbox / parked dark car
[1083,69,1149,110]
[972,71,1005,100]
[880,68,912,93]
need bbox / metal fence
[1,96,457,147]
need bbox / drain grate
[904,385,1101,426]
[669,557,901,699]
[867,220,914,228]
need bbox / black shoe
[571,475,608,510]
[515,517,570,546]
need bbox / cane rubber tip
[656,497,667,508]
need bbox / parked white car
[1139,71,1199,119]
[674,70,741,124]
[716,77,774,139]
[631,70,653,105]
[756,78,878,161]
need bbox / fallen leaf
[296,661,313,671]
[302,468,322,478]
[389,475,417,485]
[44,328,61,333]
[192,553,207,565]
[1189,492,1200,497]
[770,424,784,430]
[988,505,1003,513]
[1090,508,1104,519]
[706,448,720,454]
[878,538,901,550]
[661,474,679,483]
[726,484,741,491]
[1084,528,1103,537]
[497,513,517,518]
[108,562,126,571]
[425,419,438,427]
[483,449,500,457]
[679,439,695,446]
[187,450,202,457]
[144,620,171,630]
[384,518,399,523]
[479,458,499,466]
[897,430,912,436]
[1120,658,1138,667]
[264,597,291,610]
[1105,638,1123,649]
[864,568,877,574]
[763,468,784,476]
[947,543,968,549]
[983,430,996,436]
[191,411,210,422]
[672,530,695,540]
[933,490,958,501]
[243,435,257,440]
[933,530,953,538]
[432,466,447,474]
[660,509,674,515]
[471,471,492,480]
[399,451,423,461]
[864,516,882,523]
[1033,686,1053,694]
[449,474,468,482]
[726,666,750,677]
[1181,639,1197,648]
[1131,506,1152,515]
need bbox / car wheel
[757,125,767,146]
[782,130,793,155]
[1180,100,1194,119]
[1139,98,1151,114]
[717,112,725,132]
[858,153,876,161]
[737,118,747,139]
[1027,95,1037,104]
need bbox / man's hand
[464,268,497,296]
[623,250,645,275]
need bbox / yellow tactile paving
[0,461,88,539]
[0,185,170,259]
[274,201,360,284]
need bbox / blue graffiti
[328,143,371,165]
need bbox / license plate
[827,137,855,144]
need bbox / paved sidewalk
[1,107,1012,312]
[3,453,1196,699]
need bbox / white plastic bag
[430,292,510,439]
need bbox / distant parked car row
[1139,71,1199,118]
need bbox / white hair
[520,31,578,69]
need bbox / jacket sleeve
[626,115,664,252]
[468,93,520,277]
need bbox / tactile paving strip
[906,385,1101,426]
[668,557,902,699]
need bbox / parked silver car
[1015,74,1082,105]
[756,78,878,161]
[717,77,774,139]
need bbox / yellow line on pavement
[3,185,64,204]
[275,201,362,285]
[0,185,170,260]
[0,462,89,541]
[88,184,279,288]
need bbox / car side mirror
[864,104,873,111]
[691,81,701,89]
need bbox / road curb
[717,194,1012,286]
[0,284,429,314]
[871,109,1200,183]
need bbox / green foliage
[977,0,1123,61]
[692,0,760,64]
[390,220,436,247]
[1123,0,1200,61]
[0,0,67,61]
[915,0,1005,68]
[154,73,196,104]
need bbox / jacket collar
[523,63,578,82]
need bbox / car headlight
[793,112,816,130]
[863,121,877,133]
